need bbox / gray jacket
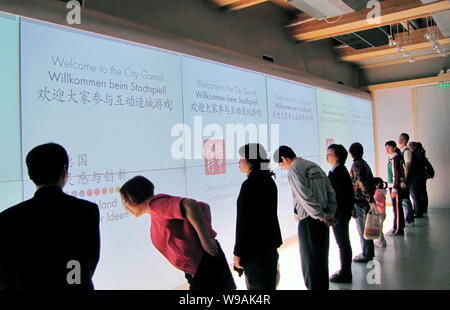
[287,158,337,221]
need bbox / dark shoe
[414,214,423,218]
[330,272,352,283]
[353,254,371,263]
[406,221,415,227]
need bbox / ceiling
[209,0,450,76]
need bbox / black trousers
[298,216,329,290]
[185,241,236,290]
[242,249,279,290]
[389,187,405,234]
[332,214,352,277]
[408,178,425,216]
[422,179,429,213]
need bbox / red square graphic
[204,139,226,176]
[326,138,335,149]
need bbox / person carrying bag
[364,202,383,240]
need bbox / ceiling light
[287,0,355,19]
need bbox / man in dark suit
[0,143,100,290]
[326,144,354,283]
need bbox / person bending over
[119,176,236,290]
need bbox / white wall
[373,85,450,209]
[373,88,414,180]
[415,85,450,209]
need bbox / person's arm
[344,169,356,214]
[0,216,11,289]
[233,184,246,258]
[331,167,353,215]
[352,161,372,201]
[288,169,326,220]
[403,150,412,181]
[325,178,337,217]
[87,205,101,282]
[182,199,218,256]
[392,158,400,193]
[233,182,251,269]
[199,202,212,226]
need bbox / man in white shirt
[398,133,415,225]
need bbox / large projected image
[181,56,270,167]
[317,89,376,173]
[0,13,376,290]
[266,76,320,239]
[317,89,352,171]
[181,56,271,260]
[349,97,376,171]
[20,19,186,289]
[0,12,22,212]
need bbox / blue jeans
[354,201,375,259]
[402,190,415,223]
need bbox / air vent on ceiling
[334,28,390,50]
[262,54,275,63]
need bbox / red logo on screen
[326,138,335,148]
[204,139,226,176]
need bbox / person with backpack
[406,141,427,218]
[417,142,434,213]
[409,142,434,215]
[398,133,415,225]
[349,142,375,263]
[385,141,406,236]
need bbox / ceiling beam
[288,0,450,42]
[338,26,450,61]
[269,0,301,12]
[366,72,450,91]
[212,0,300,11]
[212,0,268,11]
[360,51,450,69]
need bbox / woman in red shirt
[119,176,236,290]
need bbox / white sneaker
[374,240,387,248]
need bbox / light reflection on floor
[178,207,450,290]
[233,208,392,290]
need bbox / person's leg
[362,202,375,259]
[396,190,406,234]
[422,180,429,214]
[389,188,398,233]
[188,241,236,290]
[244,250,278,290]
[402,188,415,224]
[298,219,311,289]
[354,202,374,260]
[331,215,352,279]
[243,254,259,290]
[353,202,366,253]
[409,179,423,217]
[298,217,329,290]
[375,214,386,247]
